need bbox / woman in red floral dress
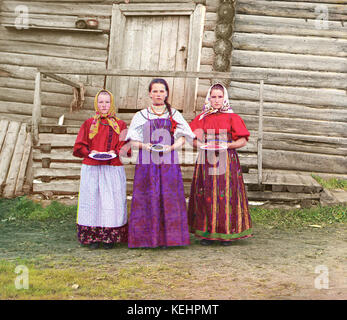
[188,83,253,246]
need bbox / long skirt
[77,164,128,244]
[128,163,190,248]
[188,149,253,242]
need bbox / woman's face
[210,88,224,109]
[97,92,111,115]
[149,83,167,106]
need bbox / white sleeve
[172,110,196,140]
[125,111,146,142]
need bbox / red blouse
[73,117,131,166]
[189,112,250,142]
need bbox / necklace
[150,105,167,117]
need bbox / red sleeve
[231,114,250,141]
[115,120,132,157]
[189,114,205,141]
[73,120,91,158]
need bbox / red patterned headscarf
[89,89,120,139]
[199,83,233,120]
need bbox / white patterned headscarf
[199,83,233,120]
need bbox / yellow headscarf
[89,89,120,139]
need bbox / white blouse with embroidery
[125,108,196,142]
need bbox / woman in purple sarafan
[126,79,195,248]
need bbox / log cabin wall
[225,0,347,176]
[0,0,112,124]
[0,0,346,179]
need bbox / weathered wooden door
[106,3,205,113]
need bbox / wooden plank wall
[0,119,32,197]
[0,0,346,179]
[201,0,347,176]
[0,0,111,124]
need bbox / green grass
[0,259,163,299]
[312,174,347,191]
[0,196,346,300]
[250,205,346,228]
[0,197,77,222]
[1,196,346,229]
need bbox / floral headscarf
[89,89,120,139]
[199,83,233,120]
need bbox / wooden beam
[32,72,41,146]
[41,72,81,89]
[2,123,27,198]
[38,68,234,80]
[257,80,264,185]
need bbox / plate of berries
[89,152,117,160]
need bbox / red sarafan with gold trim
[188,84,253,243]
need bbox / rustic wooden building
[0,0,346,203]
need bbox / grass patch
[0,259,191,300]
[250,204,347,228]
[0,259,151,299]
[312,174,347,191]
[0,197,76,222]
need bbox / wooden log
[231,50,347,73]
[33,179,80,194]
[257,80,263,184]
[253,169,347,181]
[0,113,56,124]
[2,1,113,16]
[263,149,347,174]
[0,77,100,97]
[233,114,347,138]
[232,32,347,58]
[0,63,89,84]
[0,102,94,124]
[41,73,81,89]
[0,25,109,49]
[2,0,206,3]
[229,99,347,123]
[2,123,27,198]
[0,121,21,192]
[34,167,81,180]
[229,66,347,90]
[246,191,320,201]
[263,132,347,157]
[0,52,106,71]
[228,81,347,109]
[1,13,111,31]
[262,171,322,193]
[234,14,347,39]
[0,40,107,62]
[32,72,41,146]
[33,148,81,162]
[202,30,215,48]
[200,47,214,65]
[39,67,233,79]
[236,0,347,21]
[118,3,195,14]
[0,87,95,108]
[38,133,77,147]
[0,119,10,150]
[14,131,32,196]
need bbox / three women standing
[74,81,252,250]
[126,79,195,248]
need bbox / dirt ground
[1,217,346,300]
